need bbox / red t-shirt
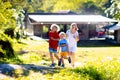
[49,31,59,50]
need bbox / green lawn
[1,39,120,80]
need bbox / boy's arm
[57,47,60,53]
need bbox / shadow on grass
[77,40,120,47]
[17,41,27,45]
[0,63,62,78]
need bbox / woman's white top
[66,30,79,47]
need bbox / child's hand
[57,51,59,54]
[51,37,59,41]
[51,37,54,40]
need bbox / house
[103,23,120,44]
[24,12,117,40]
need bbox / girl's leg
[54,54,61,66]
[68,52,71,64]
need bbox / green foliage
[4,27,15,38]
[0,39,120,79]
[18,52,42,64]
[0,1,16,31]
[1,0,109,15]
[15,31,21,41]
[41,0,108,15]
[42,0,57,12]
[0,32,15,58]
[47,60,120,80]
[105,0,120,20]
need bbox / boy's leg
[61,57,64,64]
[54,54,59,60]
[63,56,68,59]
[61,57,65,67]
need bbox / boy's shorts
[60,52,68,57]
[49,48,57,54]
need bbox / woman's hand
[74,36,79,42]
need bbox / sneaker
[68,57,71,63]
[61,64,65,67]
[58,59,62,66]
[50,63,55,67]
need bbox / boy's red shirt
[49,31,59,50]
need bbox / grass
[0,39,120,80]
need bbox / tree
[42,0,108,15]
[81,1,102,14]
[51,0,83,12]
[105,0,120,20]
[0,1,16,31]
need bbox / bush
[47,60,120,80]
[0,32,15,58]
[4,27,15,38]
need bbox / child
[48,24,61,67]
[58,32,71,67]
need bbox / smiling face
[59,32,66,39]
[52,26,58,32]
[50,24,60,32]
[60,34,65,39]
[70,23,78,33]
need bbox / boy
[58,32,71,67]
[48,24,61,67]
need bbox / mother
[66,23,79,67]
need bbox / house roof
[103,22,118,29]
[28,14,117,24]
[109,24,120,30]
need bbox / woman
[66,23,79,67]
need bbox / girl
[48,24,61,67]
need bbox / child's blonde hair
[50,24,60,32]
[59,32,66,37]
[70,23,78,30]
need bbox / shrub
[4,27,15,38]
[47,60,120,80]
[0,32,15,58]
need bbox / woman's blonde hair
[50,24,60,32]
[70,23,78,30]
